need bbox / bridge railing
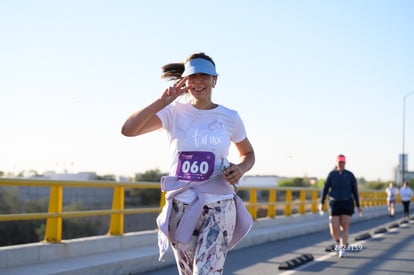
[0,178,390,245]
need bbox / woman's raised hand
[161,77,191,105]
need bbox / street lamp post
[402,91,414,184]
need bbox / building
[396,154,414,184]
[239,175,279,187]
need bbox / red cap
[337,155,346,162]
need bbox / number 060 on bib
[175,151,215,181]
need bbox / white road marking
[278,221,411,275]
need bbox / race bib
[176,151,215,181]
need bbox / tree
[126,169,168,206]
[96,174,116,181]
[278,177,308,187]
[135,168,167,182]
[0,187,19,213]
[0,189,45,246]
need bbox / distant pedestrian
[399,181,413,218]
[385,182,398,217]
[319,154,363,258]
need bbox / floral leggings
[170,198,236,275]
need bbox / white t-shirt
[386,187,398,201]
[400,187,413,202]
[156,102,247,203]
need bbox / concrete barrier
[0,206,394,275]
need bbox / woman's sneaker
[338,248,347,258]
[325,243,337,252]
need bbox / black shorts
[329,199,355,216]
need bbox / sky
[1,0,414,181]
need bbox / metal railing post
[311,190,318,213]
[44,185,63,242]
[109,185,124,235]
[360,192,366,208]
[268,189,276,218]
[248,189,257,220]
[160,192,166,208]
[284,189,292,216]
[298,190,306,214]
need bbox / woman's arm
[121,99,165,137]
[121,78,190,137]
[224,138,255,185]
[318,173,332,211]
